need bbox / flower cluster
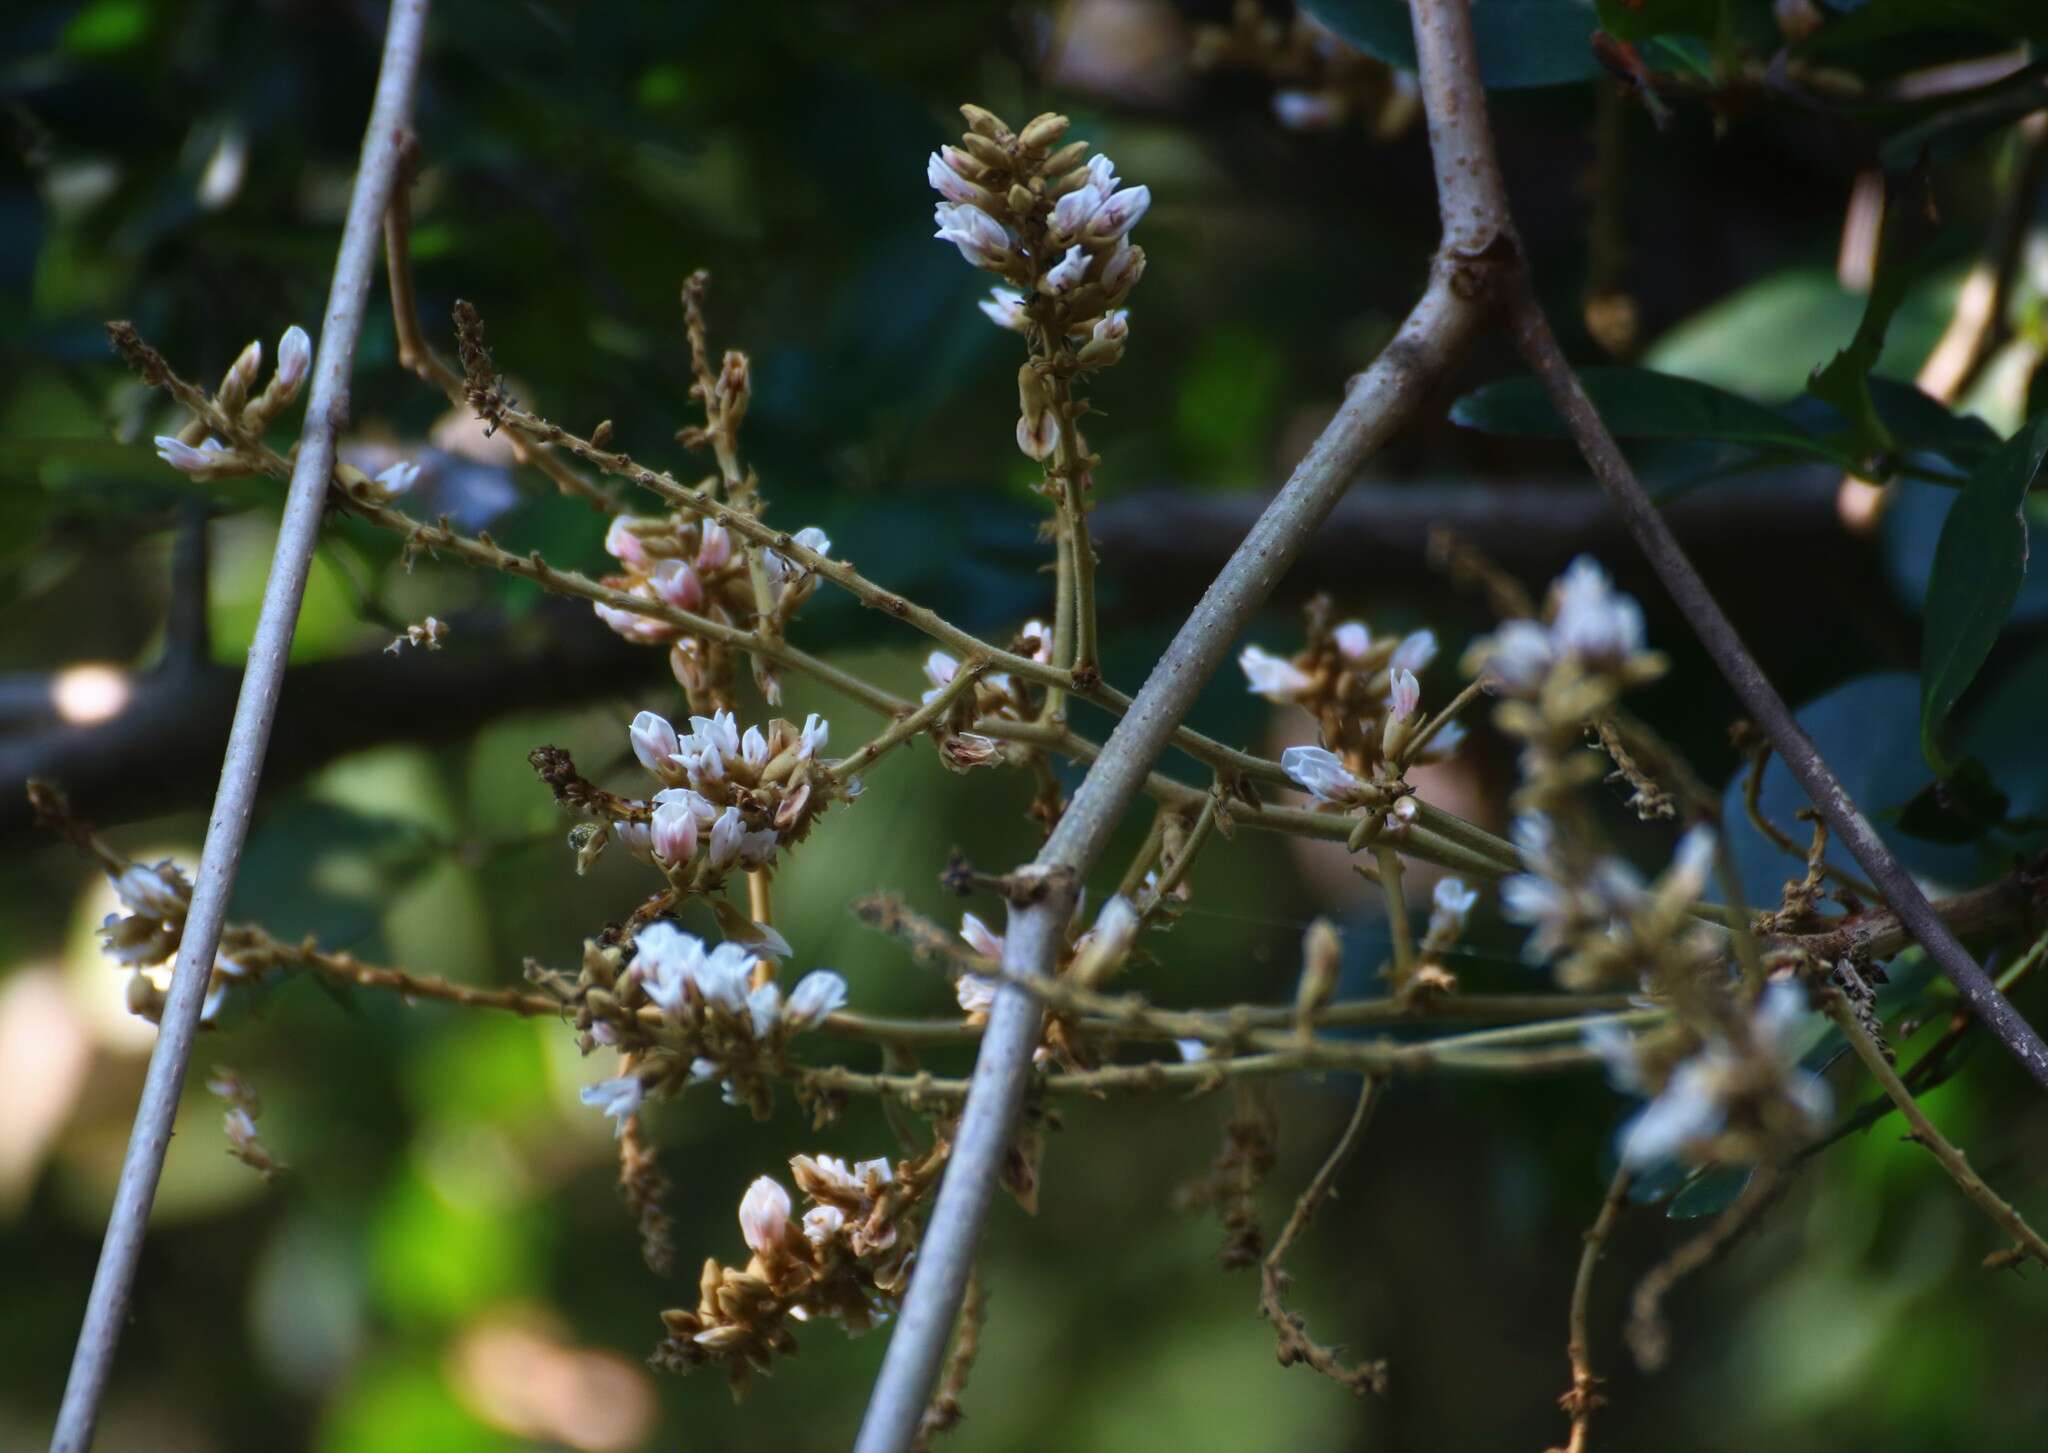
[650,1151,932,1394]
[919,618,1053,769]
[613,708,839,884]
[97,858,258,1024]
[930,105,1148,459]
[953,894,1140,1068]
[594,511,832,708]
[1467,556,1664,733]
[149,324,313,479]
[572,921,850,1125]
[1590,979,1831,1168]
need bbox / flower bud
[650,558,704,611]
[650,799,699,864]
[739,1176,793,1255]
[1072,894,1139,988]
[274,324,312,397]
[959,103,1012,141]
[154,435,230,475]
[1294,919,1342,1028]
[1017,112,1069,153]
[629,711,681,776]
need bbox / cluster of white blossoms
[1470,556,1657,697]
[96,858,254,1024]
[578,920,849,1134]
[929,104,1148,460]
[1591,979,1832,1168]
[595,511,832,703]
[617,707,836,879]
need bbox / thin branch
[50,7,432,1449]
[1550,1166,1632,1453]
[850,0,1513,1442]
[1625,1162,1784,1373]
[1504,278,2048,1094]
[1259,1075,1391,1396]
[1824,995,2048,1269]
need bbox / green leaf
[1300,0,1602,89]
[1449,366,1844,461]
[1667,1164,1754,1220]
[1920,413,2048,770]
[1807,261,1916,464]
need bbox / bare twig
[1550,1166,1632,1453]
[1625,1162,1784,1372]
[1824,995,2048,1269]
[1504,281,2048,1094]
[1259,1075,1391,1395]
[850,2,1512,1446]
[50,6,432,1449]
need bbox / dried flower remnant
[651,1148,937,1394]
[205,1067,284,1180]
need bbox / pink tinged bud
[1238,645,1313,701]
[275,325,312,394]
[1049,182,1103,235]
[1389,667,1421,721]
[1099,237,1144,294]
[978,287,1029,331]
[606,515,653,568]
[695,520,733,570]
[1091,311,1129,346]
[1333,621,1371,660]
[784,970,849,1029]
[707,806,745,871]
[1042,243,1090,295]
[629,711,681,776]
[154,435,229,474]
[1084,184,1150,243]
[1281,745,1366,806]
[1016,410,1061,460]
[960,912,1004,962]
[933,201,1011,269]
[649,558,703,611]
[231,339,263,390]
[594,600,672,644]
[650,799,699,863]
[738,1176,793,1254]
[927,150,981,204]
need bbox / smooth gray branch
[49,5,433,1449]
[849,2,1513,1447]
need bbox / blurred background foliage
[3,1,2047,1450]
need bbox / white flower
[649,798,699,864]
[650,558,703,611]
[855,1157,895,1187]
[803,1204,847,1246]
[1281,745,1366,806]
[960,912,1003,961]
[730,919,793,959]
[580,1076,643,1136]
[934,201,1010,269]
[797,713,829,760]
[1618,1054,1728,1166]
[1390,628,1438,676]
[784,971,849,1029]
[633,921,704,1013]
[1239,645,1313,701]
[110,861,190,921]
[612,818,653,862]
[1664,825,1717,903]
[154,435,230,474]
[1175,1037,1207,1062]
[1480,619,1556,695]
[1423,876,1476,951]
[738,827,780,868]
[694,941,757,1016]
[1099,235,1144,293]
[1501,872,1574,961]
[630,711,680,777]
[1016,410,1060,460]
[1050,155,1117,234]
[1387,667,1421,722]
[605,515,654,568]
[955,974,997,1014]
[1043,243,1090,294]
[371,460,419,499]
[1085,184,1151,243]
[738,1176,792,1254]
[1076,894,1139,974]
[707,807,745,871]
[926,150,981,205]
[979,287,1028,331]
[1584,1020,1643,1093]
[696,520,733,570]
[1332,621,1371,660]
[275,324,312,394]
[740,724,770,770]
[1021,619,1053,664]
[1550,556,1645,667]
[594,598,671,645]
[747,981,783,1038]
[1090,310,1129,346]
